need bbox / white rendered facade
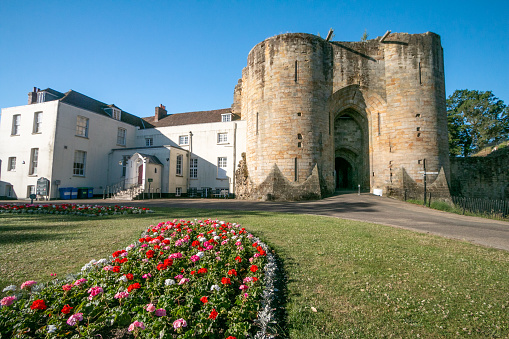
[0,88,246,199]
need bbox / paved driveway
[3,193,508,251]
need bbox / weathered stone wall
[450,149,509,200]
[234,31,450,200]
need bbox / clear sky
[1,0,507,118]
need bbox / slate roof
[142,108,238,128]
[137,153,163,165]
[38,88,147,129]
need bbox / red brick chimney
[154,104,167,122]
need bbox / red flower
[112,266,121,273]
[197,268,208,274]
[157,264,167,271]
[250,265,258,273]
[235,256,242,262]
[61,304,73,314]
[125,273,134,280]
[164,258,173,266]
[228,269,237,276]
[127,283,141,292]
[191,240,200,247]
[30,299,47,310]
[209,308,218,319]
[139,238,145,243]
[221,277,231,285]
[120,258,128,264]
[162,239,170,245]
[252,277,258,282]
[190,270,196,275]
[146,250,155,258]
[226,337,236,339]
[200,296,208,304]
[252,242,258,247]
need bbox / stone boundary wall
[450,149,509,200]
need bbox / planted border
[0,204,153,216]
[0,219,277,338]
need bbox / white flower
[210,284,220,292]
[199,237,207,242]
[81,263,93,271]
[213,236,220,241]
[196,251,205,258]
[165,279,175,286]
[119,275,128,282]
[47,325,57,333]
[2,285,16,292]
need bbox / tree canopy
[447,89,508,157]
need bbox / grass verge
[2,207,509,337]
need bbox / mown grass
[406,199,509,221]
[2,207,509,338]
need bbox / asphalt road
[3,193,508,251]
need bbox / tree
[447,89,508,157]
[361,29,369,42]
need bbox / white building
[0,88,245,200]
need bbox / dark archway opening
[335,157,353,189]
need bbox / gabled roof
[136,153,163,165]
[142,108,238,128]
[54,89,147,129]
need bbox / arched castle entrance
[328,85,387,193]
[334,108,369,190]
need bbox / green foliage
[361,29,369,42]
[447,89,508,157]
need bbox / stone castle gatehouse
[233,32,451,200]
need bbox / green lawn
[1,207,509,338]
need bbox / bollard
[358,184,361,195]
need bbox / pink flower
[103,265,114,271]
[114,291,129,299]
[66,313,83,326]
[62,284,73,291]
[174,274,183,280]
[128,321,145,331]
[145,303,156,312]
[74,278,87,286]
[142,273,152,279]
[20,280,37,289]
[87,286,104,300]
[173,318,187,330]
[1,296,16,306]
[178,278,189,285]
[239,284,249,290]
[155,308,166,317]
[190,255,200,262]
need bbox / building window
[112,108,121,120]
[217,132,228,143]
[8,157,16,171]
[5,185,13,197]
[122,155,129,177]
[29,148,39,175]
[217,157,227,178]
[179,135,189,145]
[145,137,153,147]
[176,154,183,176]
[37,92,45,103]
[11,114,20,135]
[33,112,42,133]
[221,113,232,122]
[176,187,182,197]
[190,158,198,178]
[297,133,302,139]
[76,116,89,137]
[117,127,126,146]
[73,150,86,176]
[27,185,36,197]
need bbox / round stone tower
[241,33,335,199]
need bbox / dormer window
[112,108,121,120]
[36,92,46,103]
[221,113,232,122]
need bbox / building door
[335,157,353,189]
[138,165,143,185]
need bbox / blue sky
[1,0,507,117]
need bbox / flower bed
[0,219,272,338]
[0,203,152,216]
